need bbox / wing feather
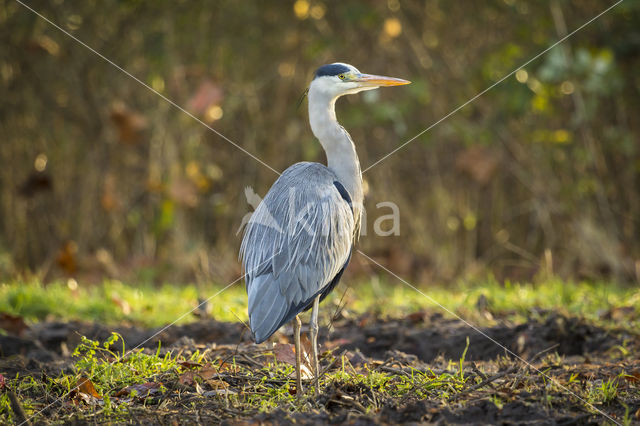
[240,162,354,343]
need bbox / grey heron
[240,63,409,397]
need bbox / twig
[527,344,560,364]
[471,362,496,390]
[238,352,264,368]
[453,366,517,399]
[376,365,452,377]
[316,349,345,383]
[7,390,31,426]
[379,366,411,377]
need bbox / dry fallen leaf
[0,313,29,336]
[406,311,426,324]
[178,362,227,387]
[72,376,102,406]
[623,369,640,383]
[324,338,352,350]
[56,241,78,275]
[179,360,203,370]
[77,376,100,398]
[199,363,220,380]
[110,102,147,145]
[178,371,197,386]
[272,343,313,379]
[115,382,162,399]
[273,343,296,366]
[455,145,499,185]
[205,379,228,390]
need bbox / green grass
[1,278,637,423]
[0,277,638,328]
[0,332,473,423]
[0,279,248,327]
[0,333,194,422]
[349,277,640,324]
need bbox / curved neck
[308,87,363,212]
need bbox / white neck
[307,86,364,213]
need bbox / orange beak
[354,73,411,87]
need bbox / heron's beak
[355,73,411,87]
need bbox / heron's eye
[338,74,346,80]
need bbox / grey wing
[239,162,355,343]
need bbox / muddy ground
[1,309,639,425]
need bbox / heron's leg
[310,295,321,396]
[294,314,303,399]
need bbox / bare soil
[1,310,639,425]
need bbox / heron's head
[310,62,410,99]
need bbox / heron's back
[240,162,355,343]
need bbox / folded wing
[240,162,355,343]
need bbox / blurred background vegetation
[0,0,639,287]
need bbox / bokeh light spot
[387,0,400,12]
[560,81,574,95]
[67,278,78,291]
[384,18,402,38]
[294,0,310,19]
[34,153,48,171]
[553,129,571,144]
[205,105,223,122]
[515,69,528,83]
[463,213,477,230]
[310,4,326,20]
[151,76,165,92]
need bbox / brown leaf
[56,241,78,275]
[115,382,162,399]
[406,311,426,324]
[623,369,640,383]
[324,338,352,350]
[0,374,5,390]
[273,343,297,366]
[0,313,29,336]
[358,316,371,328]
[272,343,313,379]
[610,306,636,321]
[187,80,223,114]
[77,377,101,399]
[300,334,313,363]
[455,145,499,185]
[204,379,228,390]
[199,363,223,380]
[110,102,147,145]
[178,371,197,386]
[179,360,203,370]
[101,174,121,212]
